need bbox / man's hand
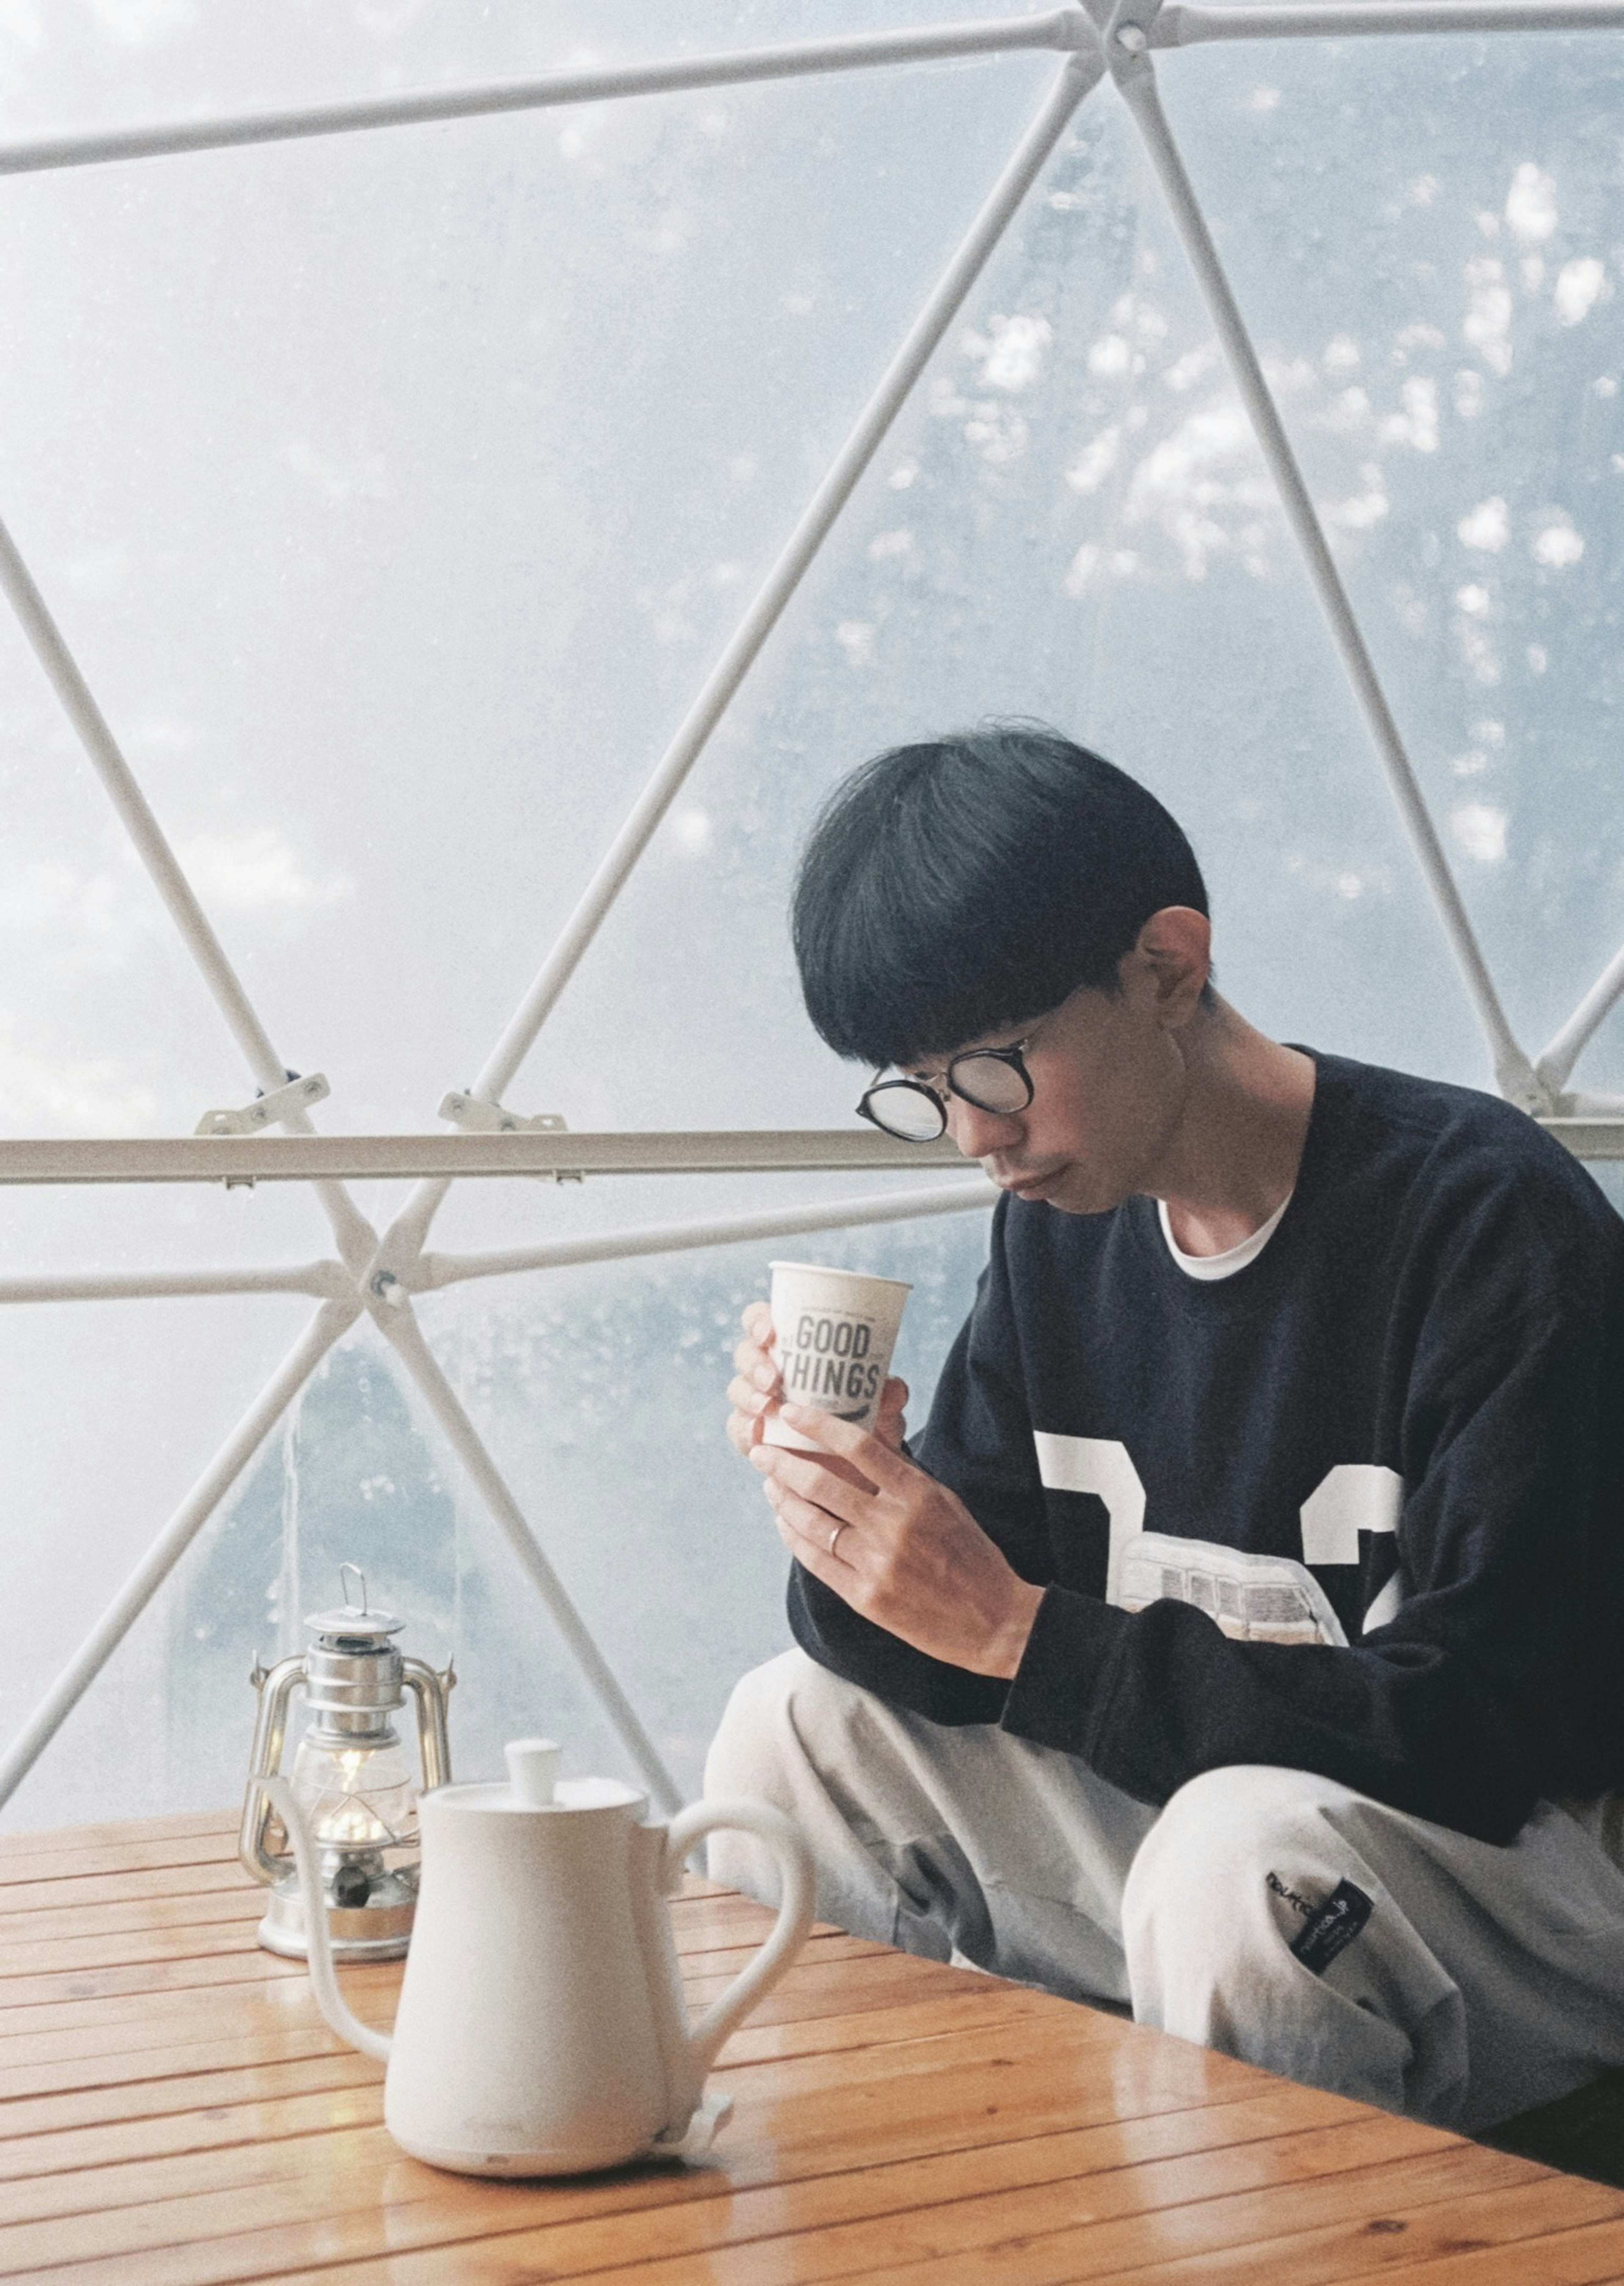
[747,1399,1044,1680]
[727,1301,908,1460]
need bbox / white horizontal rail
[1539,1119,1624,1157]
[0,1262,349,1304]
[0,1116,1615,1185]
[0,1297,359,1814]
[1536,935,1624,1095]
[0,1132,964,1184]
[1157,0,1624,40]
[0,12,1085,180]
[414,1179,996,1292]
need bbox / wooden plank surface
[0,1811,1618,2284]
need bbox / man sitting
[706,721,1624,2131]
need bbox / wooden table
[3,1811,1624,2283]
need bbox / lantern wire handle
[340,1563,366,1615]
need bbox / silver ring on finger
[828,1521,848,1559]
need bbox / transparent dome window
[0,0,1619,1829]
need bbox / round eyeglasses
[856,1042,1034,1141]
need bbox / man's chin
[1022,1167,1126,1216]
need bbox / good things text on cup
[764,1261,911,1453]
[782,1312,883,1413]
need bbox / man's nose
[945,1096,1023,1159]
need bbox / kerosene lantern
[240,1565,454,1959]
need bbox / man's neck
[1150,1003,1316,1258]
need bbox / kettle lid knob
[504,1738,561,1807]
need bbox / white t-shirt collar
[1158,1191,1292,1282]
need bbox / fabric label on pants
[1289,1878,1374,1974]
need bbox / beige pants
[705,1648,1624,2130]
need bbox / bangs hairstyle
[792,724,1209,1069]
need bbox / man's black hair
[792,722,1210,1068]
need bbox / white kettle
[262,1738,815,2176]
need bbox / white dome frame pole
[1108,11,1541,1108]
[0,516,378,1273]
[367,42,1105,1289]
[0,1298,362,1810]
[0,14,1088,180]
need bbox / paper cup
[764,1261,911,1453]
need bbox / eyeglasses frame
[856,1038,1036,1141]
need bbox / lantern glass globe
[288,1731,418,1857]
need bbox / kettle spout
[260,1776,392,2064]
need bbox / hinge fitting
[438,1091,582,1181]
[196,1072,330,1137]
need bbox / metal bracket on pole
[438,1092,583,1182]
[438,1091,565,1136]
[195,1072,331,1138]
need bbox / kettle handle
[259,1776,393,2065]
[664,1796,816,2076]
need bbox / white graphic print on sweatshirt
[1032,1434,1402,1645]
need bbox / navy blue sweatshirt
[788,1053,1624,1844]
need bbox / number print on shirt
[1032,1436,1403,1643]
[1030,1433,1145,1603]
[1300,1465,1403,1629]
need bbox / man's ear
[1126,906,1212,1028]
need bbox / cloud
[1380,376,1438,452]
[282,439,392,506]
[1451,801,1509,864]
[1505,162,1557,245]
[1554,258,1606,325]
[1531,513,1584,568]
[177,829,352,915]
[1324,467,1389,532]
[0,1022,159,1133]
[963,315,1051,393]
[1463,259,1513,376]
[0,828,351,1000]
[88,0,193,44]
[1066,428,1122,496]
[1123,405,1276,581]
[1283,852,1394,902]
[1457,497,1509,551]
[1451,587,1501,684]
[0,859,149,975]
[1063,543,1141,597]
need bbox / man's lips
[995,1166,1066,1201]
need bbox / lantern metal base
[256,1878,417,1961]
